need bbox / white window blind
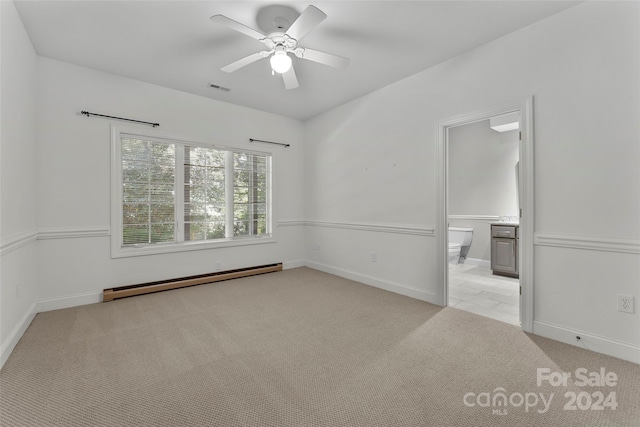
[233,152,269,237]
[183,146,226,241]
[121,138,175,245]
[115,131,271,254]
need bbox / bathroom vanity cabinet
[491,224,519,278]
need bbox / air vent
[209,83,230,92]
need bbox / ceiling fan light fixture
[270,51,292,74]
[212,5,347,88]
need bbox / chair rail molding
[37,226,111,240]
[1,227,112,255]
[277,220,306,227]
[448,215,501,221]
[0,230,38,256]
[535,232,640,254]
[304,220,435,236]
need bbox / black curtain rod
[81,111,160,127]
[249,138,290,148]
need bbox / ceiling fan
[210,5,350,89]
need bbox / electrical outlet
[371,252,377,262]
[216,260,222,271]
[617,295,634,314]
[313,242,321,251]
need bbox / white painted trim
[0,230,38,256]
[436,113,448,308]
[437,97,535,332]
[533,321,640,365]
[282,259,306,269]
[37,226,110,240]
[1,303,37,369]
[448,215,500,221]
[37,291,103,313]
[35,261,302,313]
[305,260,439,305]
[535,232,640,255]
[305,220,435,236]
[110,125,123,258]
[277,220,306,227]
[519,97,535,333]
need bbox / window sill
[111,235,276,259]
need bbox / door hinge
[520,286,522,295]
[520,208,523,218]
[519,131,522,141]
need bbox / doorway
[447,117,520,325]
[436,98,534,332]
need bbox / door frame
[436,97,534,332]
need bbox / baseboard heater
[103,263,282,302]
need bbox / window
[183,146,226,242]
[121,138,176,245]
[112,128,272,257]
[233,152,269,237]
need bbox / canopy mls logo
[463,367,619,416]
[463,388,553,415]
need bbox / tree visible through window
[234,153,268,237]
[184,146,226,241]
[122,138,175,245]
[119,135,271,249]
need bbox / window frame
[110,125,275,259]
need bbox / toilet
[448,243,461,264]
[448,227,473,264]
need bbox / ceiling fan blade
[210,15,265,41]
[285,5,326,41]
[299,48,350,69]
[282,65,299,90]
[221,51,268,73]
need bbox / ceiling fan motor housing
[262,32,297,52]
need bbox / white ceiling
[14,1,579,121]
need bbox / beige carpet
[1,267,638,426]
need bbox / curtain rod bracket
[249,138,290,148]
[81,111,160,127]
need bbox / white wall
[304,1,640,362]
[0,1,39,366]
[449,120,519,217]
[34,57,306,308]
[2,0,638,367]
[449,119,519,261]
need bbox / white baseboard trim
[282,259,306,269]
[1,303,37,370]
[37,291,103,313]
[305,260,439,305]
[533,320,640,364]
[464,257,491,268]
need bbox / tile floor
[448,262,520,326]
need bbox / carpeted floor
[1,267,638,426]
